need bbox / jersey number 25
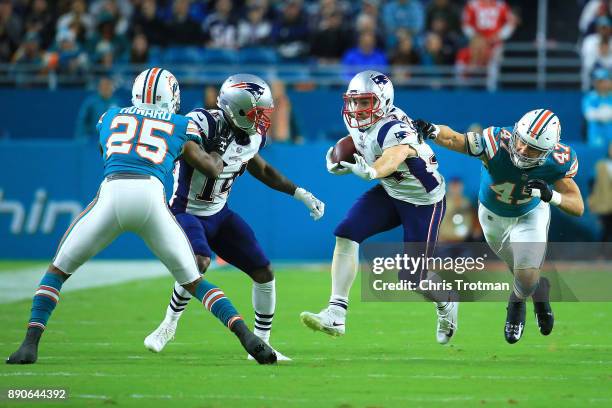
[106,115,171,164]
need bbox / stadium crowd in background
[0,0,522,81]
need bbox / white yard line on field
[0,261,169,304]
[0,261,325,304]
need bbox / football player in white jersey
[300,71,458,345]
[144,74,324,360]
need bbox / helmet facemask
[342,93,383,129]
[246,106,273,135]
[509,126,552,169]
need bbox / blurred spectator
[269,80,302,143]
[455,34,491,79]
[49,28,88,74]
[588,141,612,241]
[237,2,272,47]
[582,16,612,90]
[167,0,203,45]
[341,31,387,78]
[271,0,310,60]
[0,0,23,62]
[389,29,420,66]
[429,15,461,62]
[129,32,149,64]
[383,0,424,42]
[426,0,461,35]
[75,77,118,141]
[203,0,238,49]
[582,68,612,147]
[132,0,166,46]
[439,178,479,243]
[421,32,448,66]
[57,0,93,44]
[462,0,516,47]
[12,31,45,81]
[88,16,128,66]
[580,0,612,35]
[89,0,131,36]
[310,11,351,63]
[354,13,386,51]
[203,85,218,109]
[23,0,55,50]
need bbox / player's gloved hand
[205,118,234,155]
[325,147,350,175]
[294,187,325,220]
[412,119,440,143]
[525,179,561,205]
[340,154,377,181]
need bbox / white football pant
[53,175,200,285]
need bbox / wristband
[550,190,562,206]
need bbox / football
[331,136,357,165]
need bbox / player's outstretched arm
[413,119,486,160]
[182,140,224,178]
[527,177,584,217]
[248,154,325,220]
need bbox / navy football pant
[173,205,270,274]
[334,185,446,283]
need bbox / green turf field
[1,264,611,407]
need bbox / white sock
[253,279,275,343]
[329,237,359,314]
[164,282,192,325]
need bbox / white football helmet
[131,67,180,113]
[509,109,561,168]
[343,70,394,129]
[217,74,274,134]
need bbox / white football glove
[325,147,350,175]
[294,187,325,221]
[340,154,377,181]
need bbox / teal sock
[194,280,242,329]
[29,272,64,330]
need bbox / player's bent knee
[335,237,359,255]
[512,268,540,298]
[196,256,211,274]
[249,266,274,284]
[181,276,202,296]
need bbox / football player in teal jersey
[414,110,584,344]
[7,68,276,365]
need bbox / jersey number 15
[106,115,172,164]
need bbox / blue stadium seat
[201,48,239,65]
[162,46,206,64]
[237,47,279,65]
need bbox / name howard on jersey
[170,108,265,217]
[118,106,173,121]
[344,105,446,206]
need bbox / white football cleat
[247,344,291,362]
[144,321,176,353]
[436,302,458,344]
[300,308,345,337]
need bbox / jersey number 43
[106,115,172,164]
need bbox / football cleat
[144,321,176,353]
[534,302,554,335]
[300,308,345,337]
[436,302,458,344]
[6,327,42,365]
[248,344,291,362]
[533,277,554,336]
[238,331,277,365]
[505,301,526,344]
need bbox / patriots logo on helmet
[371,74,389,87]
[231,82,265,101]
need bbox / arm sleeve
[482,126,500,161]
[95,111,106,135]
